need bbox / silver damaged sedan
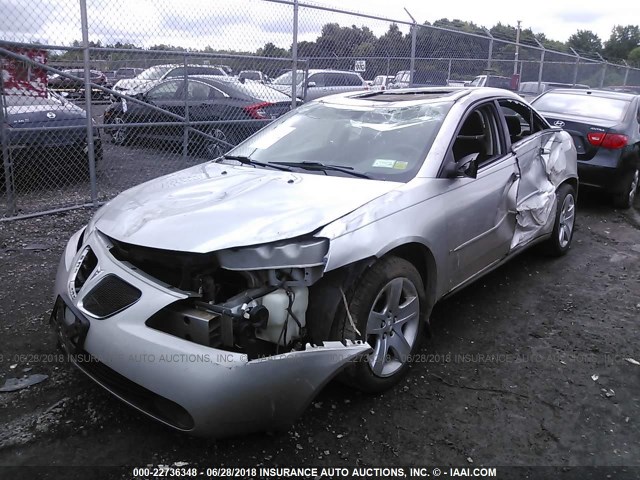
[52,87,578,436]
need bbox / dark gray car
[532,89,640,208]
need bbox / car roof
[190,75,237,83]
[307,69,362,75]
[540,88,637,101]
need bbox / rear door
[498,98,560,249]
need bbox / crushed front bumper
[52,229,370,436]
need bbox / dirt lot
[0,189,639,476]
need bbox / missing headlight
[217,237,329,271]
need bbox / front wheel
[541,183,576,256]
[612,167,639,209]
[334,256,426,393]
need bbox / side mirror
[456,153,479,178]
[307,81,317,88]
[444,153,479,179]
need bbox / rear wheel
[195,126,237,159]
[110,117,129,145]
[542,183,576,256]
[334,256,426,393]
[612,167,639,209]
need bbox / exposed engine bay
[107,235,332,359]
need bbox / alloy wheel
[558,193,575,248]
[365,277,420,377]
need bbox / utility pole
[513,20,521,75]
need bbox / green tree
[604,25,640,60]
[628,46,640,66]
[567,30,602,54]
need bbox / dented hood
[93,162,400,253]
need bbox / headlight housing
[217,237,329,270]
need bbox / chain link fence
[2,0,640,219]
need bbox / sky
[1,0,639,52]
[320,0,638,44]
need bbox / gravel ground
[0,186,639,477]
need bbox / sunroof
[362,90,462,102]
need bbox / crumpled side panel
[511,131,573,249]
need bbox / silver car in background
[51,87,577,437]
[270,69,367,101]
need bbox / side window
[499,99,549,144]
[307,73,325,87]
[147,80,182,101]
[187,66,224,76]
[164,67,185,78]
[187,81,215,101]
[324,73,350,87]
[452,103,503,168]
[345,74,364,86]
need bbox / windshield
[272,71,303,85]
[533,93,630,122]
[228,100,451,182]
[470,76,484,87]
[136,66,173,81]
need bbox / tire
[612,167,639,209]
[541,183,576,257]
[333,256,426,393]
[193,125,237,159]
[110,117,129,145]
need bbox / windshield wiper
[218,155,293,172]
[271,161,371,179]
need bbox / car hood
[93,162,400,253]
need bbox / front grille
[82,274,141,318]
[107,236,215,290]
[77,351,194,430]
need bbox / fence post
[623,60,630,86]
[182,54,189,159]
[291,0,299,109]
[595,53,607,87]
[409,24,416,86]
[570,48,580,86]
[447,58,452,85]
[79,0,97,206]
[534,38,545,92]
[513,20,521,75]
[386,57,390,77]
[0,71,16,215]
[484,29,493,70]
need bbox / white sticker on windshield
[252,126,295,149]
[372,159,397,168]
